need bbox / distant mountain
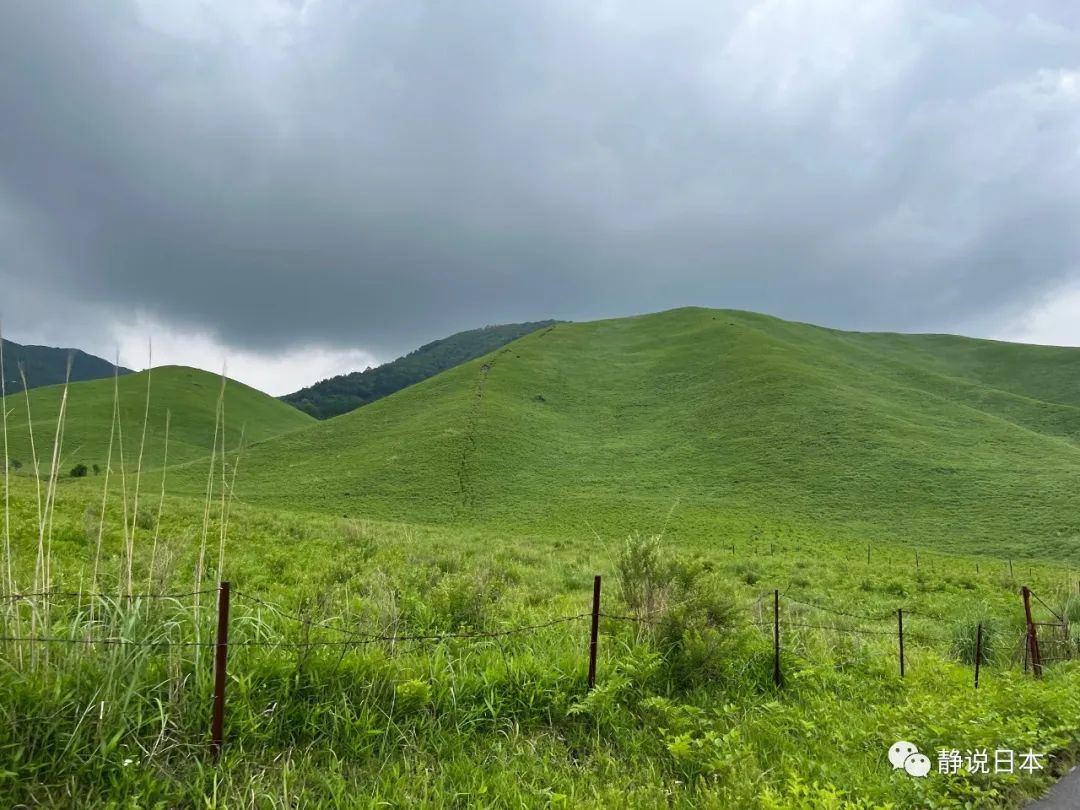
[1,338,131,394]
[282,321,563,419]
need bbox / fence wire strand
[1,589,214,603]
[1032,592,1065,624]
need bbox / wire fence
[1,577,1076,757]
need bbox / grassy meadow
[3,307,1080,808]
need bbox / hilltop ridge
[198,307,1080,559]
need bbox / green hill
[2,365,314,475]
[211,308,1080,559]
[1,338,132,393]
[282,320,562,418]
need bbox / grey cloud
[1,0,1078,356]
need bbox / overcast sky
[2,1,1078,394]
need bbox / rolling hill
[1,338,132,393]
[205,308,1080,558]
[2,365,314,475]
[282,320,561,418]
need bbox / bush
[70,463,88,478]
[616,533,669,615]
[950,614,1004,666]
[1065,595,1080,626]
[617,534,735,623]
[92,464,101,475]
[734,562,761,586]
[135,506,155,531]
[616,533,738,689]
[414,567,506,631]
[6,458,21,471]
[394,679,432,716]
[336,519,376,564]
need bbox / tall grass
[39,355,73,601]
[218,424,245,585]
[124,342,153,596]
[147,409,171,594]
[1,320,10,597]
[0,324,22,667]
[8,357,73,666]
[91,364,120,596]
[194,370,226,619]
[114,354,132,599]
[17,366,42,573]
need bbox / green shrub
[135,506,155,531]
[70,462,88,478]
[884,579,907,597]
[950,614,1004,665]
[616,534,738,689]
[420,568,505,630]
[615,533,669,614]
[735,562,761,586]
[336,519,376,564]
[394,679,432,716]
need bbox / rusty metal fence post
[1022,586,1042,678]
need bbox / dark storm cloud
[1,0,1078,355]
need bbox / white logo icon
[889,741,930,778]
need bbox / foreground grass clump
[2,478,1079,808]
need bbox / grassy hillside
[282,320,561,419]
[2,365,314,475]
[214,308,1080,560]
[1,338,132,393]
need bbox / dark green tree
[282,321,561,419]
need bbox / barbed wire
[784,595,894,622]
[0,613,593,650]
[598,612,661,625]
[781,621,894,636]
[899,607,952,623]
[230,589,379,641]
[0,635,214,648]
[1032,592,1065,624]
[783,594,956,625]
[1,589,215,603]
[778,620,949,644]
[785,646,899,671]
